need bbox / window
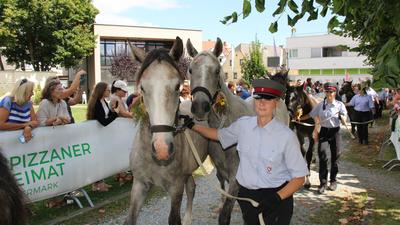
[230,60,232,66]
[289,49,298,58]
[311,48,321,58]
[240,59,244,65]
[100,39,173,66]
[234,72,237,79]
[267,57,280,67]
[322,46,346,57]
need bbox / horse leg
[216,170,226,203]
[297,131,306,157]
[124,181,152,225]
[182,176,195,225]
[304,136,315,189]
[218,179,239,225]
[168,181,185,225]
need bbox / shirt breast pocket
[259,146,281,175]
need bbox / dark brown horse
[0,150,28,225]
[339,81,356,134]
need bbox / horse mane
[136,48,183,83]
[0,151,28,225]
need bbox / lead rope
[183,130,266,225]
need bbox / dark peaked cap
[323,82,337,91]
[252,79,286,99]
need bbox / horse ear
[169,36,183,61]
[213,37,223,57]
[186,39,198,57]
[127,41,145,63]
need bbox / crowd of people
[1,73,399,223]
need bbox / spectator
[65,89,82,124]
[179,82,191,101]
[0,78,38,142]
[236,86,251,100]
[45,69,86,99]
[304,78,314,94]
[347,84,375,145]
[81,91,87,104]
[110,80,132,118]
[296,79,302,87]
[37,80,71,126]
[87,82,118,126]
[86,82,118,192]
[126,92,140,111]
[227,81,235,94]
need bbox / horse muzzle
[151,141,175,166]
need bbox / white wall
[0,71,57,95]
[286,34,370,70]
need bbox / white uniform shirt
[309,99,347,128]
[217,116,308,189]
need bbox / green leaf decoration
[243,0,251,19]
[269,21,278,33]
[232,12,238,23]
[255,0,265,13]
[288,0,299,14]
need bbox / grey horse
[186,38,290,225]
[124,37,208,225]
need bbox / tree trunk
[0,54,4,71]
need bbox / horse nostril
[168,142,174,155]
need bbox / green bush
[33,84,42,105]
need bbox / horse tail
[0,150,29,225]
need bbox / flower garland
[131,96,148,122]
[212,92,228,117]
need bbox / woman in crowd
[37,80,71,126]
[45,69,86,99]
[0,78,38,142]
[110,80,132,118]
[86,82,121,191]
[87,82,119,126]
[347,84,375,145]
[179,82,191,101]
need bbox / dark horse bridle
[149,100,187,135]
[190,80,222,106]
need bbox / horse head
[288,86,310,120]
[129,36,184,166]
[339,80,354,103]
[186,37,223,120]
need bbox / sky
[93,0,332,47]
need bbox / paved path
[99,132,400,225]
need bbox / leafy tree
[222,0,400,87]
[33,84,42,105]
[241,39,266,84]
[0,0,98,71]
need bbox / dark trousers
[237,182,293,225]
[354,110,371,144]
[377,100,385,117]
[318,127,341,185]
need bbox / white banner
[390,117,400,159]
[0,118,137,202]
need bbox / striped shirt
[0,96,32,123]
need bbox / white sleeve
[217,120,241,149]
[284,131,309,178]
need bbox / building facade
[286,33,372,83]
[202,40,287,83]
[88,24,202,93]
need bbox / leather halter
[190,81,221,105]
[149,100,181,134]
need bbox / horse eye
[175,84,180,91]
[188,68,192,74]
[140,85,145,93]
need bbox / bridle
[190,81,222,106]
[149,99,185,135]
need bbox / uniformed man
[300,82,347,194]
[185,79,308,225]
